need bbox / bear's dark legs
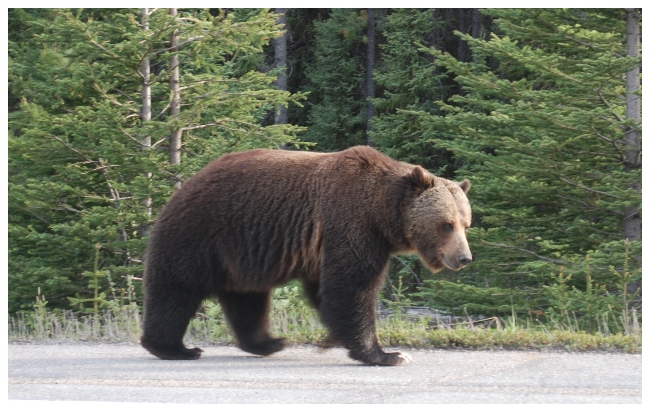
[303,279,345,349]
[218,290,287,356]
[319,256,409,366]
[141,283,204,360]
[302,279,321,308]
[319,289,407,366]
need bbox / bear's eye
[443,223,454,233]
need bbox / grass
[9,304,142,343]
[8,300,641,354]
[376,317,641,353]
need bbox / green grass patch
[377,319,640,353]
[8,302,640,354]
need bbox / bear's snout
[442,252,472,271]
[458,254,472,266]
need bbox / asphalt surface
[8,342,642,404]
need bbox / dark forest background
[8,8,641,332]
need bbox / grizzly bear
[141,146,472,366]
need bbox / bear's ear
[409,166,435,193]
[457,179,471,194]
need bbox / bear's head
[404,166,472,273]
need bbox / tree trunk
[471,8,482,39]
[141,8,152,230]
[456,9,471,96]
[169,8,182,189]
[624,8,641,242]
[141,9,152,139]
[274,8,288,126]
[365,8,376,147]
[470,8,482,64]
[456,9,468,63]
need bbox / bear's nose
[459,255,472,266]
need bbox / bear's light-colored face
[405,177,472,273]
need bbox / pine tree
[301,9,369,151]
[274,8,289,126]
[372,9,453,174]
[413,9,641,290]
[365,8,377,146]
[623,8,641,243]
[8,8,305,312]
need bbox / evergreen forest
[8,8,642,337]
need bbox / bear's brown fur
[141,146,472,365]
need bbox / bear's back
[147,146,411,289]
[149,149,335,288]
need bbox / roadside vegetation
[9,281,641,353]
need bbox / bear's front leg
[318,256,411,366]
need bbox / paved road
[8,342,642,404]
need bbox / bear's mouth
[442,255,463,271]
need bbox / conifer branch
[594,88,626,124]
[480,240,565,265]
[152,36,205,55]
[558,177,622,199]
[58,202,82,214]
[49,135,96,164]
[14,206,51,226]
[590,123,626,163]
[533,14,624,58]
[151,137,169,148]
[394,256,423,286]
[152,101,173,121]
[119,127,150,148]
[114,88,137,103]
[97,158,122,203]
[181,122,225,132]
[87,38,120,60]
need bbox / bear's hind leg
[302,279,321,309]
[141,284,204,360]
[218,290,287,356]
[302,279,344,350]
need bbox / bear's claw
[397,352,412,363]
